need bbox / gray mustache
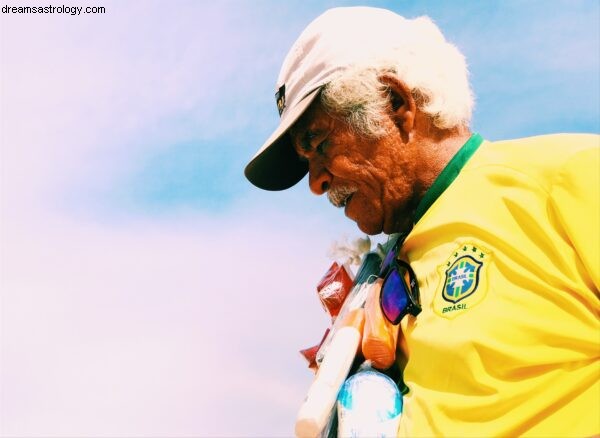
[327,185,357,208]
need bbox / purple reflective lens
[381,269,409,323]
[381,247,396,274]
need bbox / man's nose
[308,160,332,195]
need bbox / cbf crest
[444,256,481,303]
[434,243,491,319]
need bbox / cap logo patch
[275,84,286,116]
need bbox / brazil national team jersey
[396,133,600,437]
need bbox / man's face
[289,99,422,235]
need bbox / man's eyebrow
[300,130,317,152]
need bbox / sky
[0,0,598,436]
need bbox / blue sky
[1,0,598,436]
[90,0,600,218]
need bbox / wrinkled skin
[289,74,469,235]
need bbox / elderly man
[245,7,599,437]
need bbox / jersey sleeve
[548,145,600,292]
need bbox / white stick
[295,310,363,438]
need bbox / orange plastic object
[362,280,399,370]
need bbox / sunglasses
[379,238,422,325]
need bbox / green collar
[413,133,484,224]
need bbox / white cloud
[0,0,294,216]
[1,207,359,435]
[1,3,366,434]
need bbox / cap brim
[244,87,321,191]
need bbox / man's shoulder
[472,134,600,174]
[490,133,598,152]
[467,133,599,188]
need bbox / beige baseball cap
[244,6,413,190]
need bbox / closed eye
[302,131,317,152]
[299,130,329,157]
[316,140,328,155]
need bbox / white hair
[320,16,474,137]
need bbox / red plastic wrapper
[300,328,330,371]
[316,262,354,318]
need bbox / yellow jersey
[397,133,600,437]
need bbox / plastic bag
[336,364,403,437]
[316,262,354,319]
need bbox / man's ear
[379,74,416,141]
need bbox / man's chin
[354,218,383,236]
[345,203,383,235]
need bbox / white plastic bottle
[336,366,403,437]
